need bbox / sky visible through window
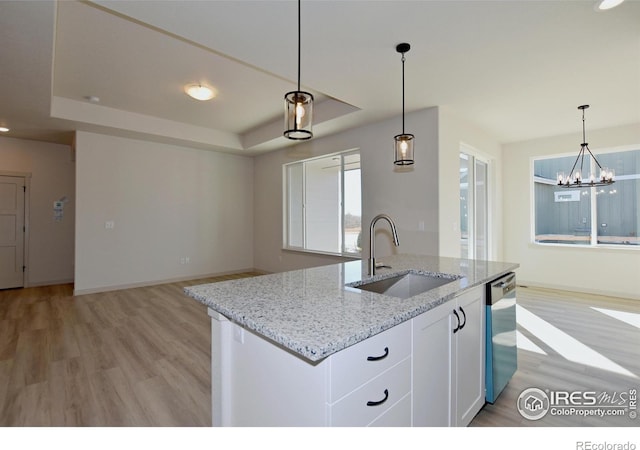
[344,168,361,216]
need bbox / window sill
[282,247,361,260]
[530,241,640,252]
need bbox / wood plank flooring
[1,276,638,426]
[0,273,260,426]
[471,286,640,427]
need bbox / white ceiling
[1,0,639,155]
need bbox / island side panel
[209,308,328,426]
[209,310,233,426]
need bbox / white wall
[0,136,75,286]
[503,123,640,300]
[253,107,439,274]
[438,106,503,260]
[74,131,254,293]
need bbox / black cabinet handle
[367,389,389,407]
[367,347,389,361]
[459,307,467,330]
[453,309,461,333]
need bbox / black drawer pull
[367,347,389,361]
[366,389,389,407]
[452,309,461,333]
[458,306,467,330]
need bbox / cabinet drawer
[329,320,411,402]
[367,392,411,427]
[329,357,411,427]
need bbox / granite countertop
[184,254,519,362]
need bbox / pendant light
[557,105,615,188]
[394,43,414,166]
[284,0,313,140]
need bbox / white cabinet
[412,298,453,426]
[412,285,485,426]
[453,286,486,426]
[329,357,412,426]
[329,320,411,402]
[327,320,412,426]
[209,310,412,426]
[208,285,485,427]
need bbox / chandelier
[557,105,614,188]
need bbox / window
[284,150,361,255]
[533,148,640,246]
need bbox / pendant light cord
[581,108,585,144]
[582,107,605,170]
[401,52,406,134]
[581,107,587,145]
[297,0,301,93]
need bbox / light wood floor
[1,276,638,426]
[0,273,260,426]
[472,286,640,427]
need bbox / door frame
[0,171,31,288]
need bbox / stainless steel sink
[347,271,461,300]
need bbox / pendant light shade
[557,105,615,188]
[284,91,313,140]
[284,0,313,140]
[394,133,414,165]
[394,43,414,166]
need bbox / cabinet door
[412,302,454,426]
[453,287,485,426]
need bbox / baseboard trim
[517,280,640,301]
[26,278,75,288]
[73,268,266,296]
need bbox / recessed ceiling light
[595,0,625,10]
[185,84,215,101]
[0,127,9,133]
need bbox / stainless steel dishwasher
[485,272,517,404]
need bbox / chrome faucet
[368,214,400,276]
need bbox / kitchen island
[184,254,518,426]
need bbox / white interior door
[0,175,25,289]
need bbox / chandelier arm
[567,147,583,180]
[583,145,605,170]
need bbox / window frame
[460,145,492,261]
[531,144,640,250]
[283,149,361,257]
